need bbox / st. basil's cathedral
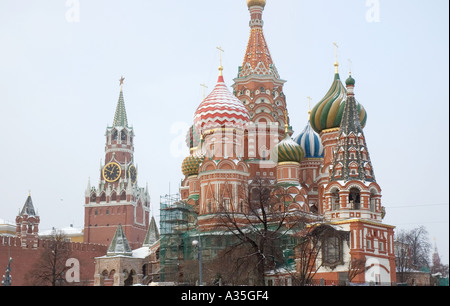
[177,0,396,285]
[0,0,396,286]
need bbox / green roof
[143,216,160,246]
[113,89,128,128]
[107,224,133,256]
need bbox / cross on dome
[217,46,224,76]
[333,42,339,73]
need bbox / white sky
[0,0,448,264]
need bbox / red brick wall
[0,236,107,286]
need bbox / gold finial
[200,83,208,99]
[119,76,125,90]
[333,42,339,73]
[348,59,353,75]
[284,110,289,134]
[307,96,312,115]
[217,46,224,76]
[306,97,312,117]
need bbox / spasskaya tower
[84,77,150,249]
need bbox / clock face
[129,165,137,184]
[103,162,121,182]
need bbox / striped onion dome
[193,75,250,132]
[271,134,305,164]
[310,73,367,134]
[294,120,324,158]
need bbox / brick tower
[320,73,396,284]
[84,77,150,249]
[232,0,290,176]
[15,194,40,249]
[309,46,368,214]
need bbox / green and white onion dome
[310,73,367,134]
[271,134,305,164]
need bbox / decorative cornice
[330,218,396,229]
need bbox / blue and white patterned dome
[294,121,324,159]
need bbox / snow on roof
[0,219,15,226]
[39,226,83,236]
[132,247,151,259]
[95,246,154,260]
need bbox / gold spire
[216,46,224,76]
[333,42,339,74]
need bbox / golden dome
[247,0,266,8]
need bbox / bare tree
[347,258,367,283]
[208,176,312,286]
[395,230,412,283]
[408,226,431,269]
[293,223,349,286]
[293,226,323,286]
[395,226,432,284]
[27,229,72,286]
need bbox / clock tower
[84,77,150,249]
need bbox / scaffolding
[158,194,302,284]
[159,194,197,283]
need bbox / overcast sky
[0,0,448,264]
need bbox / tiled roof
[194,75,250,132]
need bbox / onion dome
[193,74,250,133]
[272,134,304,164]
[346,74,356,86]
[181,154,204,177]
[294,121,324,159]
[310,73,367,134]
[182,138,206,176]
[247,0,266,8]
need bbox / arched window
[112,130,118,141]
[370,190,377,212]
[124,270,135,286]
[349,188,360,210]
[121,131,127,142]
[322,236,342,266]
[331,189,340,210]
